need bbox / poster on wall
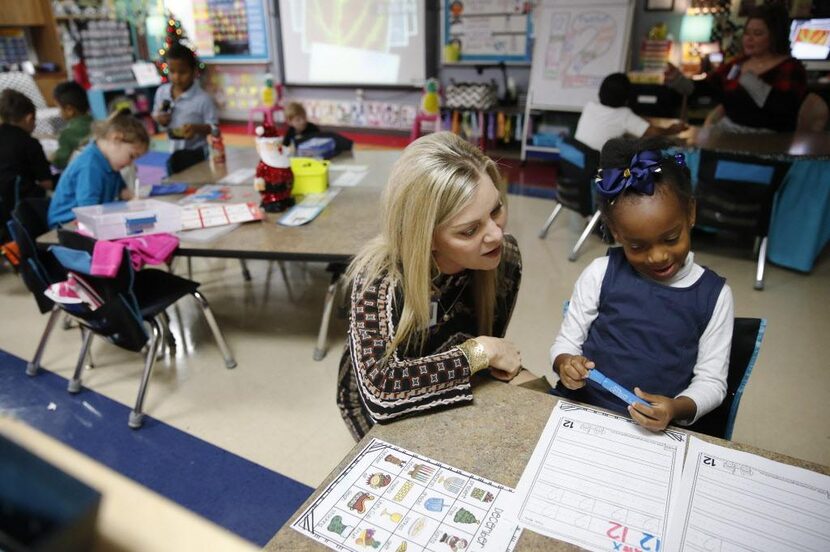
[442,0,533,63]
[165,0,269,62]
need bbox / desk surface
[266,380,830,551]
[40,148,402,262]
[0,418,258,552]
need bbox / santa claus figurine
[254,124,295,212]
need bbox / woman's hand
[553,354,594,390]
[475,336,521,381]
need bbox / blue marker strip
[586,369,650,407]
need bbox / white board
[528,0,634,111]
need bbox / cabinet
[0,0,66,106]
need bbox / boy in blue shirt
[152,43,217,154]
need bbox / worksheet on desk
[664,436,830,552]
[291,438,521,551]
[512,401,686,552]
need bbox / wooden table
[266,380,829,551]
[39,147,402,359]
[0,418,258,552]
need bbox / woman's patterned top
[337,234,522,440]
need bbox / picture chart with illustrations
[665,437,830,551]
[511,401,687,552]
[291,439,520,551]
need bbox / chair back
[557,137,600,217]
[695,151,790,237]
[51,230,148,352]
[166,148,206,176]
[687,317,766,440]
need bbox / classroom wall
[629,0,689,70]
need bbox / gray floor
[1,193,828,488]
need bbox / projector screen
[278,0,426,87]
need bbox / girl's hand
[120,187,134,201]
[155,112,171,126]
[628,388,675,431]
[180,124,196,139]
[475,336,521,381]
[554,354,594,390]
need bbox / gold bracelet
[458,338,489,374]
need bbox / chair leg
[538,203,563,239]
[159,310,176,354]
[27,306,60,376]
[278,261,294,300]
[191,290,237,368]
[313,272,342,361]
[569,210,602,262]
[754,236,768,291]
[68,327,94,393]
[239,259,252,281]
[128,318,162,429]
[187,257,193,280]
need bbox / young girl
[48,109,149,228]
[550,137,734,431]
[152,43,217,153]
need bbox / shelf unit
[0,0,66,106]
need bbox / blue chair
[687,317,766,440]
[538,137,602,261]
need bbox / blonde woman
[337,132,523,440]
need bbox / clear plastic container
[73,199,182,240]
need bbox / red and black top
[707,55,807,132]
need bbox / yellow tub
[290,157,329,196]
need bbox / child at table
[52,80,93,169]
[0,90,53,220]
[549,137,734,431]
[574,73,687,152]
[48,109,149,228]
[152,43,217,154]
[281,101,319,148]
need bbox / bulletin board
[527,0,634,111]
[165,0,270,62]
[443,0,533,63]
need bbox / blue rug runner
[0,349,312,546]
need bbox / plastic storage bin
[297,137,336,159]
[290,157,329,196]
[73,199,182,240]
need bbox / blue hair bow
[596,150,663,200]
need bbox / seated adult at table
[665,4,806,133]
[337,132,523,440]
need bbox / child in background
[574,73,687,152]
[48,109,149,228]
[281,101,319,148]
[152,43,217,154]
[52,80,93,169]
[0,90,53,234]
[550,137,734,431]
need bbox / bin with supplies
[290,157,329,196]
[297,137,336,159]
[73,199,182,240]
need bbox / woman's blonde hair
[92,108,150,146]
[347,131,505,355]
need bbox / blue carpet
[0,349,312,546]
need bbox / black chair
[687,318,766,440]
[538,137,602,261]
[6,198,67,376]
[50,229,236,428]
[695,150,791,290]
